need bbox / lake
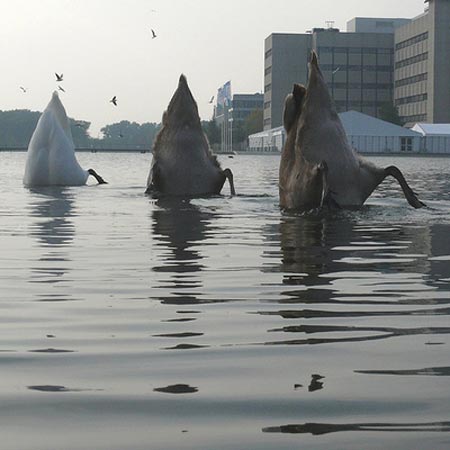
[1,151,450,450]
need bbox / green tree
[0,110,40,147]
[70,119,92,147]
[202,119,220,145]
[100,120,160,149]
[379,102,403,126]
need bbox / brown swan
[146,75,235,197]
[279,51,425,211]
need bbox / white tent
[411,123,450,154]
[339,110,421,154]
[247,111,450,155]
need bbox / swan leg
[88,169,107,184]
[222,168,236,196]
[318,161,328,208]
[145,162,160,195]
[384,166,425,208]
[318,161,341,209]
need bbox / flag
[217,81,232,106]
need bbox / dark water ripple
[1,153,450,449]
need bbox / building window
[264,101,271,110]
[265,49,272,59]
[400,113,427,123]
[396,32,428,50]
[264,66,272,76]
[400,137,413,152]
[395,72,428,88]
[264,83,272,93]
[395,52,428,69]
[395,93,428,106]
[376,21,394,28]
[378,48,393,55]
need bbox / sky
[0,0,426,136]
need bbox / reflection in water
[308,374,325,392]
[153,384,198,394]
[28,385,101,393]
[150,199,213,305]
[263,421,450,435]
[265,323,450,346]
[258,212,450,347]
[29,187,76,247]
[355,366,450,376]
[27,187,76,296]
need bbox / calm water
[1,151,450,450]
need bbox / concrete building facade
[214,92,263,151]
[394,0,450,125]
[264,25,400,130]
[263,33,310,130]
[264,1,450,131]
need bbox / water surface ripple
[0,152,449,450]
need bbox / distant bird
[19,86,27,93]
[151,29,157,39]
[119,132,124,138]
[110,96,117,106]
[55,73,64,82]
[58,85,66,93]
[209,95,214,104]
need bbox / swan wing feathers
[23,92,88,186]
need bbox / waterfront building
[394,0,450,125]
[264,21,405,130]
[264,0,450,130]
[214,82,263,151]
[249,110,422,154]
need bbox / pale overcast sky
[0,0,426,136]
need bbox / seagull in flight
[110,96,118,106]
[19,86,27,93]
[55,73,64,82]
[209,95,214,104]
[58,85,66,93]
[151,29,157,39]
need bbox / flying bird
[58,86,66,93]
[55,73,63,82]
[110,96,117,106]
[209,96,214,104]
[151,29,157,39]
[19,86,27,93]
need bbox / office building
[264,21,404,130]
[394,0,450,125]
[264,1,450,130]
[214,83,263,151]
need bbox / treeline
[0,108,263,149]
[0,109,160,149]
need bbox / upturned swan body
[23,92,106,187]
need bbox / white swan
[23,91,106,187]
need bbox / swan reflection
[27,187,76,299]
[150,198,213,305]
[259,211,450,346]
